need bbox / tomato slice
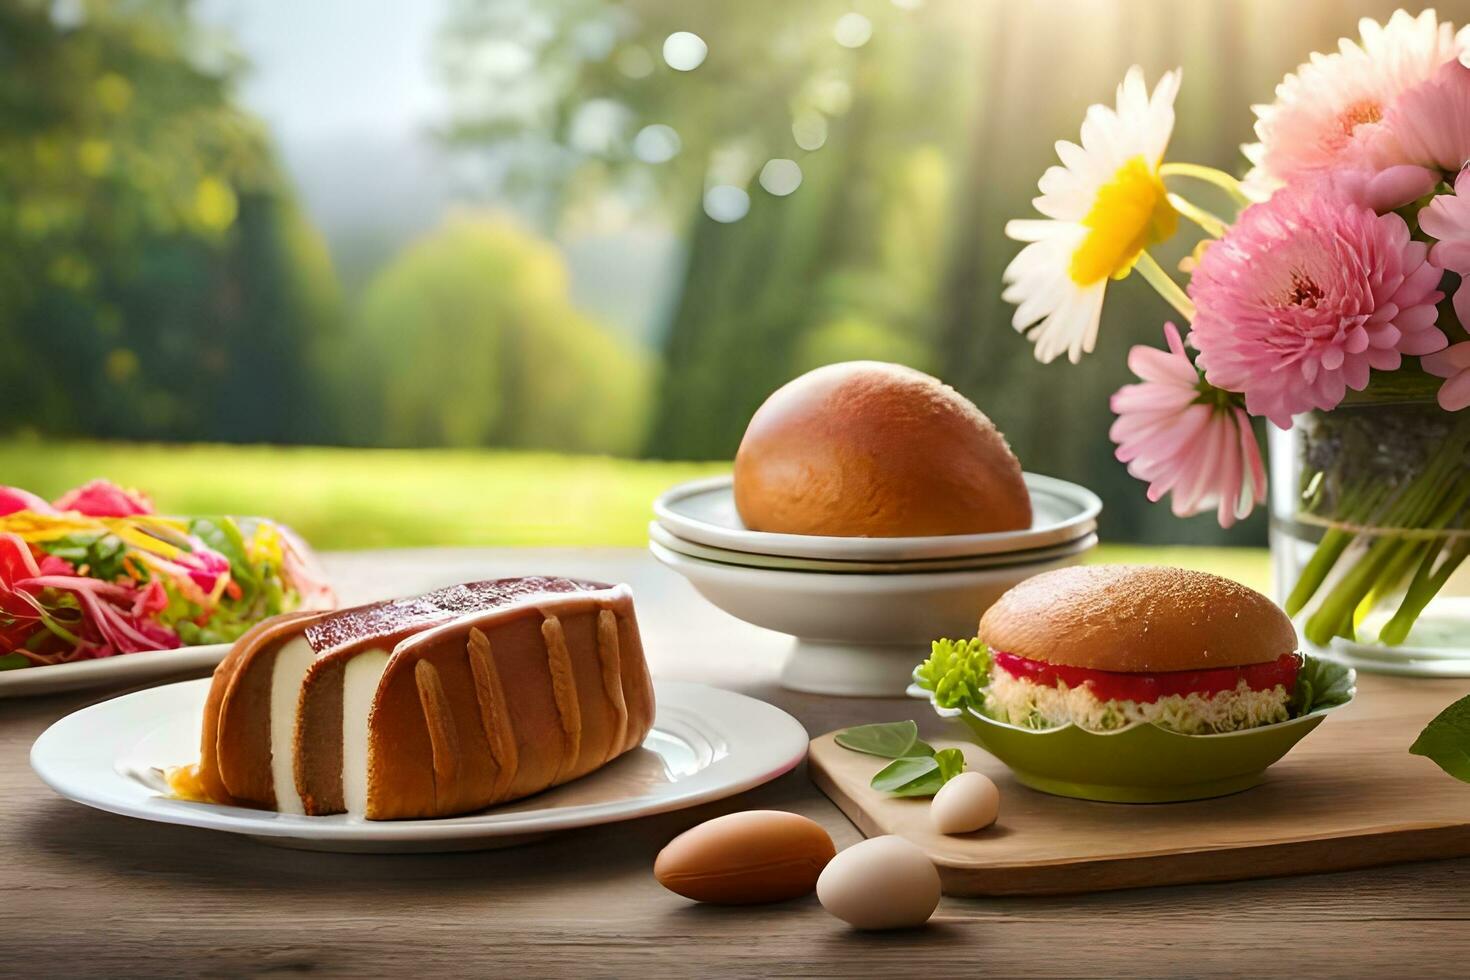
[991,650,1301,704]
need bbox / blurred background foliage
[0,0,1425,547]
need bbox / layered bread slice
[171,577,654,820]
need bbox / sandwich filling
[985,650,1301,734]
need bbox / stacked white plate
[650,473,1101,696]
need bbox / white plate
[653,473,1101,561]
[650,536,1094,696]
[650,520,1097,573]
[30,678,809,852]
[0,643,233,698]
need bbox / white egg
[930,771,1000,835]
[816,835,941,930]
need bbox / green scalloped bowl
[907,671,1356,803]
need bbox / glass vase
[1268,400,1470,676]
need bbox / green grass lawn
[1,439,1270,589]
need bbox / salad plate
[3,480,333,697]
[649,520,1097,574]
[0,641,233,697]
[30,678,809,852]
[653,473,1100,562]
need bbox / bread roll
[733,361,1030,537]
[173,578,654,820]
[978,565,1297,672]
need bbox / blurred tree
[0,0,342,443]
[439,0,971,453]
[351,212,652,455]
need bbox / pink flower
[1333,164,1439,213]
[53,480,154,517]
[1369,59,1470,173]
[1243,10,1462,193]
[1422,343,1470,411]
[1109,323,1266,529]
[1418,169,1470,324]
[1189,183,1446,428]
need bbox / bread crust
[978,565,1298,672]
[365,585,653,820]
[208,611,330,808]
[733,361,1031,537]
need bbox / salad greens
[1289,655,1357,717]
[1,480,329,668]
[1411,693,1470,783]
[914,637,991,710]
[833,720,966,798]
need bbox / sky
[192,0,676,341]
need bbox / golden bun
[978,565,1297,672]
[733,361,1031,537]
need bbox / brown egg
[654,810,837,904]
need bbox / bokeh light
[615,45,655,78]
[811,76,852,115]
[568,99,630,156]
[792,112,828,151]
[759,159,802,196]
[834,13,873,48]
[663,32,708,71]
[633,124,682,163]
[703,185,750,223]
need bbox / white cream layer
[268,636,316,815]
[341,648,390,816]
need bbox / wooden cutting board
[809,672,1470,896]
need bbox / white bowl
[649,537,1095,697]
[652,472,1100,562]
[649,521,1097,574]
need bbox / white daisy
[1242,9,1462,195]
[1003,66,1181,364]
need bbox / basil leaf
[1411,692,1470,783]
[871,756,944,797]
[0,652,29,671]
[835,721,933,760]
[934,747,965,782]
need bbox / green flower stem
[1300,420,1470,647]
[1284,482,1388,616]
[1381,538,1470,645]
[1134,250,1195,321]
[1165,192,1228,238]
[1158,162,1253,207]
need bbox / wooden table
[4,548,1470,977]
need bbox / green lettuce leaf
[1291,655,1355,717]
[914,637,991,710]
[1411,693,1470,783]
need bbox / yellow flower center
[1068,156,1177,286]
[1338,99,1382,135]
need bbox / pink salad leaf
[0,487,58,517]
[53,479,155,517]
